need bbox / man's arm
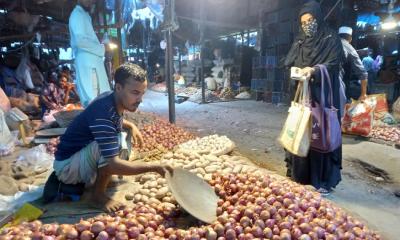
[360,79,368,100]
[103,156,172,177]
[347,45,368,100]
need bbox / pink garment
[0,88,11,112]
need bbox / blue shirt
[55,91,122,161]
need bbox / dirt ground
[140,90,400,240]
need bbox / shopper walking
[69,0,110,107]
[283,0,344,195]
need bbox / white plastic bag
[393,97,400,121]
[16,144,54,172]
[16,56,34,89]
[0,186,43,216]
[0,109,14,156]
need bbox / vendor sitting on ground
[59,74,80,102]
[40,72,69,113]
[43,63,173,212]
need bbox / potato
[156,187,169,199]
[125,193,134,201]
[134,194,142,202]
[139,189,150,195]
[149,198,161,205]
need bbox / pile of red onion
[370,126,400,144]
[134,120,195,152]
[0,173,381,240]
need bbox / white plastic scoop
[165,168,219,223]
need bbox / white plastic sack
[16,144,54,172]
[393,97,400,121]
[0,186,43,216]
[206,77,217,91]
[16,56,34,89]
[0,109,14,156]
[235,91,251,99]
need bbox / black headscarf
[284,1,343,69]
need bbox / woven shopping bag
[279,81,312,157]
[310,65,341,153]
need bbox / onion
[76,220,91,232]
[214,224,224,236]
[115,232,128,240]
[105,222,117,235]
[251,226,263,238]
[137,234,148,240]
[279,231,292,240]
[239,217,251,228]
[260,210,271,220]
[299,234,312,240]
[96,231,108,240]
[299,223,312,234]
[263,228,273,239]
[66,227,78,239]
[91,221,105,234]
[225,229,236,240]
[41,224,58,235]
[128,227,140,238]
[80,230,94,240]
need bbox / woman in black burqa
[284,1,344,194]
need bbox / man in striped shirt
[43,63,172,212]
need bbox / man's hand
[302,67,316,81]
[123,120,144,147]
[153,165,174,178]
[359,94,367,101]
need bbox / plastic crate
[272,92,283,104]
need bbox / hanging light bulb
[381,14,397,30]
[382,0,398,30]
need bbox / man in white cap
[338,26,368,101]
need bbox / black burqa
[284,1,344,190]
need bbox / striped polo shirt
[55,91,122,161]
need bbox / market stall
[0,111,384,239]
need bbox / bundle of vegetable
[177,135,235,156]
[369,126,400,144]
[2,173,380,240]
[125,173,176,208]
[133,120,195,153]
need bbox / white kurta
[69,5,110,107]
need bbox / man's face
[115,78,147,112]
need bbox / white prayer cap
[339,26,353,35]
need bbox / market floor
[140,90,400,240]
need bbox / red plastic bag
[342,100,375,136]
[368,94,388,121]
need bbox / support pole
[164,0,176,123]
[166,29,175,123]
[116,0,124,65]
[200,0,206,104]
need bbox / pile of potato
[125,173,176,209]
[177,135,235,156]
[159,149,263,181]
